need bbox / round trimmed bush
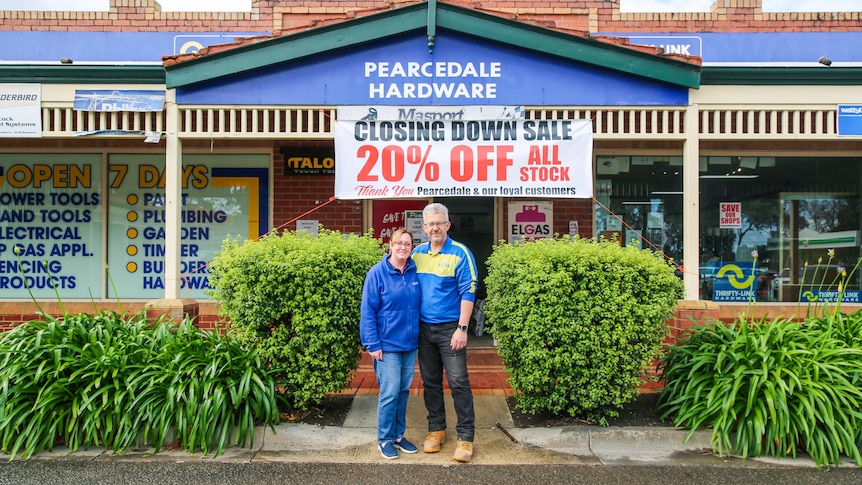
[484,236,683,425]
[208,229,383,410]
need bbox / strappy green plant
[657,315,862,468]
[0,312,280,460]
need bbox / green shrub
[656,315,862,467]
[0,311,279,460]
[207,228,383,410]
[484,236,683,425]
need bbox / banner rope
[181,196,339,282]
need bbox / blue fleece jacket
[359,254,421,353]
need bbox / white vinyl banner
[334,118,593,199]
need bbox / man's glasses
[423,221,449,228]
[392,241,413,247]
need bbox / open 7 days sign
[334,116,593,199]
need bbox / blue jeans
[418,321,475,441]
[373,349,417,444]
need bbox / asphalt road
[1,461,861,485]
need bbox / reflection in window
[595,155,683,264]
[699,156,862,302]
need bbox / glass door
[770,193,861,302]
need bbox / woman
[360,228,421,459]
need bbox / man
[411,202,478,463]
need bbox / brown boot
[423,430,445,453]
[453,440,473,462]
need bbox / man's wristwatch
[457,324,468,332]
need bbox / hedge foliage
[484,236,683,425]
[207,229,384,410]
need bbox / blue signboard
[838,105,862,136]
[0,31,267,63]
[602,32,862,65]
[800,289,862,303]
[3,30,862,65]
[712,262,758,302]
[176,31,688,107]
[74,90,165,112]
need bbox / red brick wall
[2,1,859,37]
[272,141,363,235]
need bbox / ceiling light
[699,175,759,179]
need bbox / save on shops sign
[719,202,741,229]
[838,105,862,136]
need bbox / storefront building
[2,0,862,327]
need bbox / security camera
[818,56,832,67]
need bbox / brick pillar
[643,300,722,393]
[670,299,720,344]
[144,298,199,324]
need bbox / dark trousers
[418,321,475,442]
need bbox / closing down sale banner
[334,117,593,199]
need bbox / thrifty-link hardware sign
[334,107,593,199]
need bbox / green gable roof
[165,1,702,90]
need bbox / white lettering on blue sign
[368,83,497,99]
[618,36,703,58]
[365,61,502,100]
[837,105,862,136]
[364,62,502,78]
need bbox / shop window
[595,155,683,266]
[699,156,862,303]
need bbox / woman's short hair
[390,228,414,245]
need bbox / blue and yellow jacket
[360,254,421,353]
[411,236,477,324]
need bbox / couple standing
[359,202,478,462]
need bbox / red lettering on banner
[450,145,514,182]
[518,166,570,182]
[527,145,561,165]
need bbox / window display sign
[371,200,428,243]
[800,289,861,303]
[720,202,741,229]
[0,154,103,298]
[404,210,429,245]
[106,153,270,299]
[2,153,269,300]
[508,201,553,243]
[712,262,758,302]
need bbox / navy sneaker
[379,441,398,460]
[394,437,418,454]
